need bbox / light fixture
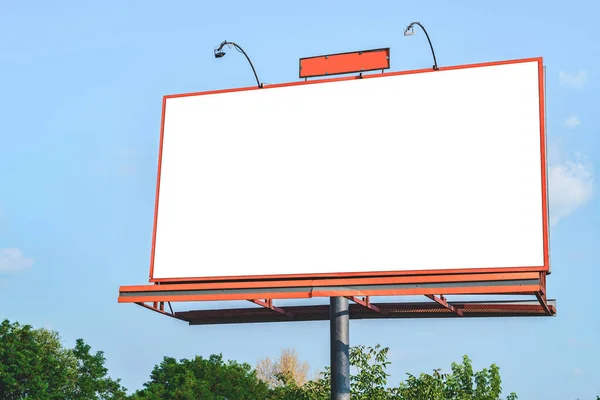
[213,40,263,88]
[403,21,439,70]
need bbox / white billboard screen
[151,58,548,281]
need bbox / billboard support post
[330,296,350,400]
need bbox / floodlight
[404,21,438,70]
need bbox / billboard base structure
[118,270,556,324]
[119,272,555,399]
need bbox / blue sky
[1,0,599,398]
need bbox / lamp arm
[217,41,263,88]
[410,22,439,71]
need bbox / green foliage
[300,365,329,399]
[72,339,128,399]
[0,319,77,399]
[395,355,518,400]
[350,344,392,399]
[302,345,393,399]
[129,354,273,400]
[0,319,126,400]
[1,318,521,400]
[301,346,517,400]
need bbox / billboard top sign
[149,57,548,284]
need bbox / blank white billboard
[151,58,548,281]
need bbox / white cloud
[564,115,581,129]
[0,248,34,273]
[548,149,594,226]
[559,70,588,88]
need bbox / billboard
[149,57,548,283]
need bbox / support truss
[345,296,387,315]
[248,299,293,317]
[535,272,552,315]
[425,294,463,316]
[135,301,186,321]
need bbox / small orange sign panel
[299,48,390,78]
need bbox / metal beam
[169,300,556,325]
[119,275,542,303]
[126,271,543,291]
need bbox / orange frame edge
[148,57,549,284]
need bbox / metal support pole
[330,296,350,399]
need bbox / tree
[301,345,517,400]
[129,354,273,400]
[395,355,518,400]
[0,319,127,400]
[349,344,392,399]
[72,338,128,399]
[257,348,310,388]
[268,373,312,400]
[0,319,77,399]
[302,344,392,400]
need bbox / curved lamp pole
[404,22,439,70]
[214,40,263,88]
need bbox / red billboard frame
[148,57,549,285]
